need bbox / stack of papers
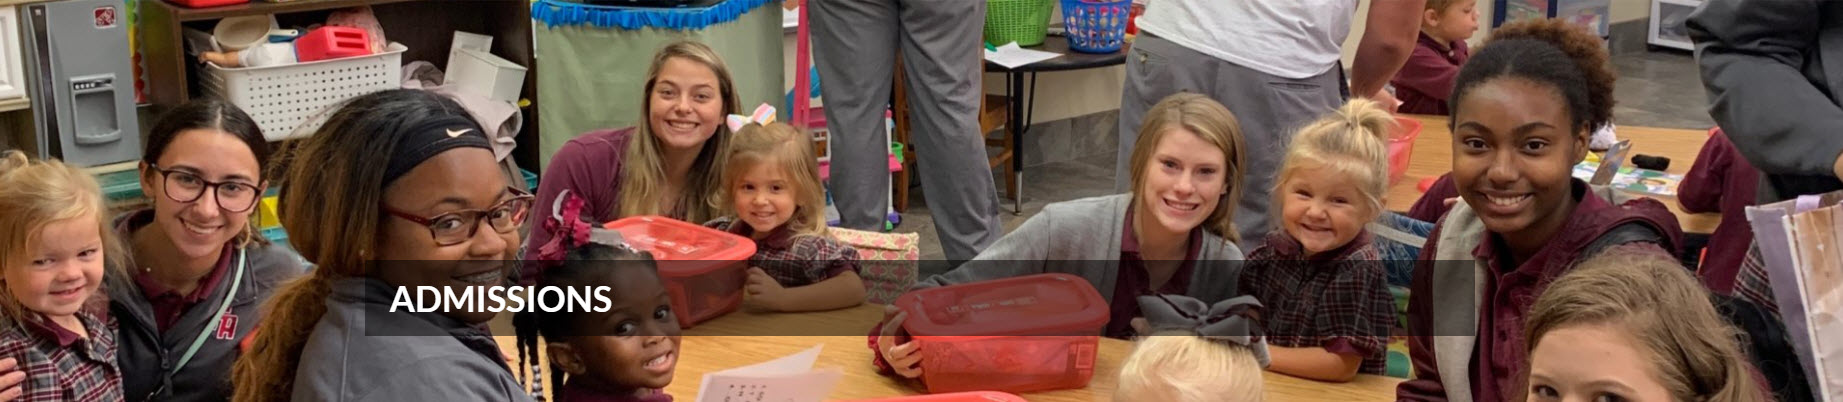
[983,42,1063,69]
[695,345,843,402]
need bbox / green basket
[985,0,1054,47]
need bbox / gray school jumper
[914,194,1247,305]
[290,278,532,402]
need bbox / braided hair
[514,196,658,400]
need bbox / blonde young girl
[707,121,865,313]
[1116,295,1269,402]
[1238,99,1398,382]
[1523,252,1768,402]
[0,151,126,401]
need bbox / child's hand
[744,267,788,311]
[0,358,22,401]
[878,310,924,378]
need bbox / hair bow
[535,189,632,262]
[1137,294,1272,368]
[726,103,777,132]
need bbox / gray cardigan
[914,194,1247,305]
[107,242,303,402]
[290,278,532,402]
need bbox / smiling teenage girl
[870,93,1249,378]
[1396,19,1684,402]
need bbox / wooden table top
[495,304,1403,401]
[1384,114,1721,234]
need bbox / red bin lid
[602,216,756,274]
[895,273,1110,337]
[841,391,1027,402]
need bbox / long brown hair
[617,40,740,224]
[1523,252,1767,402]
[1126,93,1247,243]
[721,122,826,237]
[231,89,475,402]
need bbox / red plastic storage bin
[1387,116,1424,186]
[894,273,1108,394]
[843,391,1028,402]
[295,27,372,62]
[166,0,248,8]
[603,216,756,328]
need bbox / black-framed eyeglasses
[381,187,534,246]
[147,163,263,213]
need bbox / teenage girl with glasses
[229,89,536,402]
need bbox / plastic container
[294,26,373,63]
[843,391,1028,402]
[167,0,249,8]
[212,15,275,51]
[984,0,1054,47]
[200,42,406,141]
[894,273,1108,394]
[1060,0,1130,53]
[603,216,756,328]
[1387,116,1424,186]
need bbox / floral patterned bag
[828,227,919,304]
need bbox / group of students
[0,8,1796,402]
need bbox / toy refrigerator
[20,0,140,167]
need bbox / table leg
[1008,72,1026,215]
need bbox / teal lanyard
[171,248,245,375]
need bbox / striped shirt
[0,306,123,402]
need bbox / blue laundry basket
[1060,0,1129,53]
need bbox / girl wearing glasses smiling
[113,99,305,402]
[230,89,535,402]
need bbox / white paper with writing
[695,345,843,402]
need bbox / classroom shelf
[158,0,421,22]
[138,0,542,172]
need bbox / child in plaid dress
[0,151,125,401]
[1238,100,1398,382]
[708,121,865,313]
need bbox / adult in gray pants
[809,0,1001,262]
[1114,0,1423,244]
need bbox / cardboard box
[448,48,526,104]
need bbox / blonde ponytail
[1273,98,1397,219]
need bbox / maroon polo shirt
[1109,206,1202,338]
[119,209,234,333]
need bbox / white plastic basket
[200,42,407,141]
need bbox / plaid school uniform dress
[0,306,124,402]
[1239,231,1396,375]
[710,221,860,287]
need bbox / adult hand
[877,309,923,378]
[1444,197,1458,208]
[743,267,787,311]
[0,358,23,401]
[1371,89,1403,113]
[1130,317,1151,337]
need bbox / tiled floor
[890,50,1715,274]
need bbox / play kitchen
[18,0,141,167]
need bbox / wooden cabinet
[138,0,540,169]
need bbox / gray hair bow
[1137,294,1272,368]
